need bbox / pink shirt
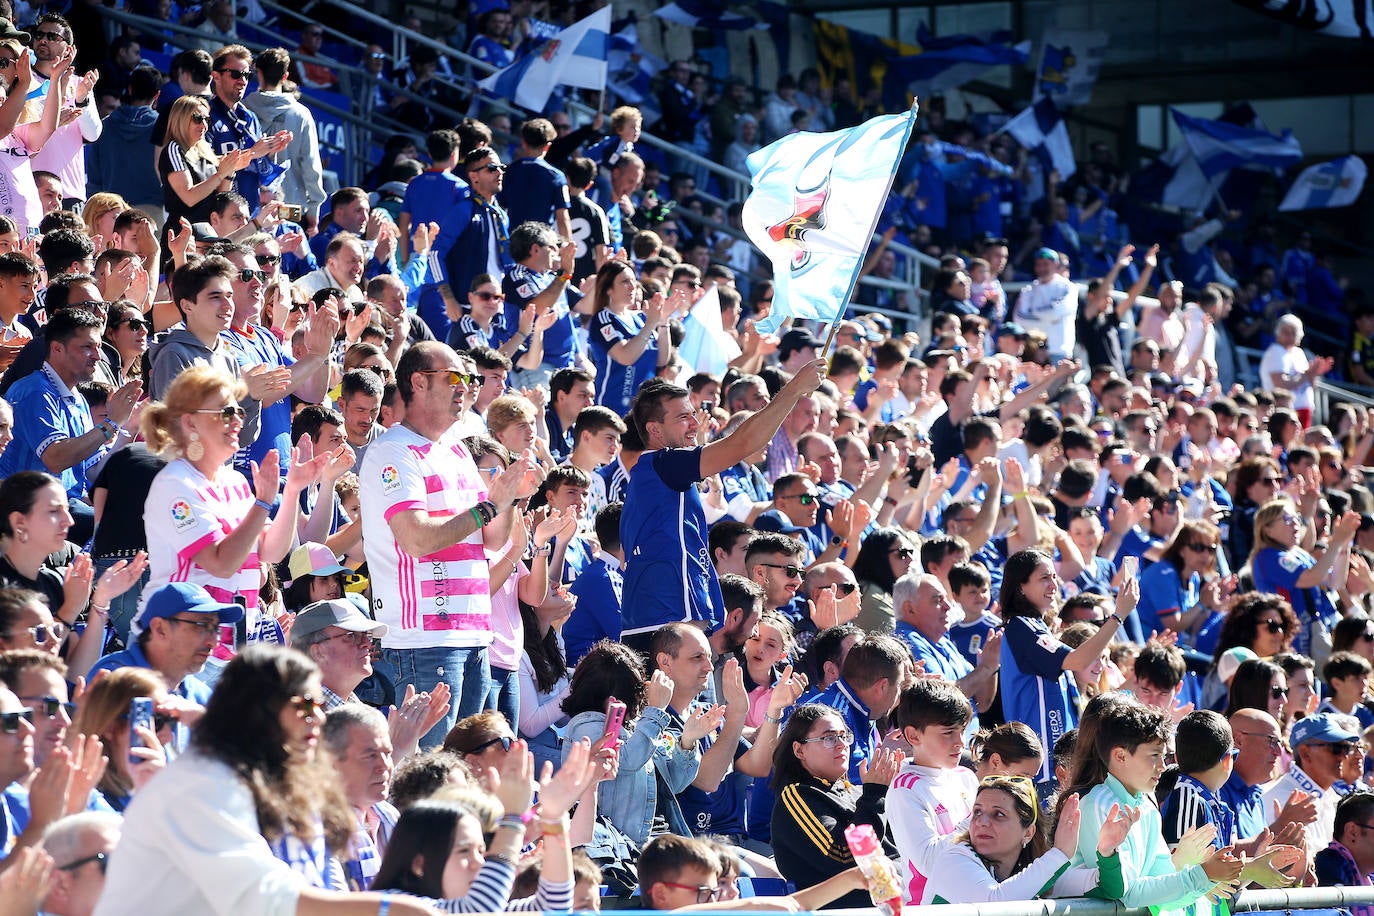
[486,540,528,671]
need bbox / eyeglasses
[660,882,721,903]
[1314,741,1361,756]
[194,405,247,423]
[237,268,267,283]
[191,114,210,125]
[418,368,474,387]
[56,852,107,875]
[759,562,804,579]
[782,492,817,505]
[1258,476,1281,484]
[474,291,505,302]
[890,547,915,560]
[24,696,75,719]
[467,734,515,755]
[830,582,858,596]
[256,253,282,266]
[1270,686,1289,700]
[1362,630,1374,642]
[798,731,853,749]
[0,59,13,70]
[1184,542,1217,553]
[289,694,324,720]
[120,317,151,332]
[165,616,221,636]
[1259,618,1286,634]
[361,365,393,379]
[316,629,373,648]
[1237,730,1283,750]
[216,68,251,80]
[68,299,107,314]
[118,709,176,732]
[3,621,69,645]
[470,163,505,174]
[0,708,33,734]
[34,30,66,42]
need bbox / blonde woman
[82,191,128,245]
[158,95,250,231]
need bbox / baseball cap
[288,542,350,582]
[996,322,1028,340]
[1216,646,1257,684]
[135,582,244,637]
[190,222,219,244]
[1034,247,1059,261]
[778,328,822,357]
[0,19,30,42]
[292,598,388,641]
[1289,712,1362,749]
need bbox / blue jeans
[93,558,149,646]
[487,666,519,729]
[383,644,491,749]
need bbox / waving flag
[1003,97,1076,180]
[1033,28,1109,106]
[888,24,1030,96]
[1170,109,1303,180]
[1280,156,1368,211]
[654,0,765,30]
[742,108,918,336]
[478,7,610,111]
[678,285,743,375]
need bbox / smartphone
[128,696,154,765]
[701,400,715,413]
[280,203,304,223]
[1122,555,1139,580]
[602,698,627,751]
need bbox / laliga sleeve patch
[1036,633,1066,653]
[169,499,196,531]
[1278,552,1303,573]
[601,324,620,342]
[380,465,402,493]
[517,283,536,298]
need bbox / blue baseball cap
[1289,712,1361,748]
[135,582,244,636]
[1034,247,1059,261]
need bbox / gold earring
[186,430,204,462]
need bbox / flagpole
[1172,108,1230,215]
[818,100,922,358]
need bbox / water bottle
[844,823,902,916]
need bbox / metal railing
[912,885,1374,916]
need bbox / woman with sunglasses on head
[1250,496,1360,660]
[140,365,329,644]
[769,703,902,908]
[850,527,916,634]
[159,95,252,242]
[922,777,1133,904]
[95,644,440,916]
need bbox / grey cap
[292,598,388,641]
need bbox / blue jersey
[896,621,979,735]
[450,311,508,353]
[673,705,750,837]
[589,308,657,417]
[971,537,1008,602]
[949,613,1000,668]
[1113,526,1161,569]
[1220,770,1267,841]
[620,448,724,636]
[564,555,622,665]
[402,170,470,229]
[1161,773,1234,849]
[1252,546,1339,655]
[222,324,294,475]
[1136,562,1197,637]
[503,264,581,369]
[1000,614,1075,787]
[499,157,570,229]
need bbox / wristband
[90,604,110,615]
[497,814,526,832]
[377,893,392,916]
[540,818,567,836]
[254,498,277,513]
[764,710,785,724]
[883,496,899,506]
[532,543,553,557]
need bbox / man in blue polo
[892,572,999,735]
[501,118,571,241]
[812,634,907,781]
[89,583,244,713]
[620,359,826,656]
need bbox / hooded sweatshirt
[86,104,163,206]
[147,328,261,448]
[243,89,327,225]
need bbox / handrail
[896,884,1374,916]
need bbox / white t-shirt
[142,457,261,615]
[1014,275,1078,357]
[359,423,492,650]
[0,127,43,234]
[1259,342,1313,409]
[888,761,978,903]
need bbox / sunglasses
[256,253,282,266]
[1184,542,1217,553]
[289,694,324,719]
[1270,686,1289,699]
[0,708,33,734]
[980,774,1038,822]
[361,365,393,379]
[798,731,853,748]
[34,30,66,42]
[783,492,817,505]
[0,59,13,70]
[191,114,210,125]
[120,317,151,332]
[1317,741,1361,756]
[68,299,108,314]
[830,582,858,596]
[26,696,76,719]
[216,68,251,80]
[891,547,915,560]
[4,621,69,645]
[56,852,107,875]
[470,163,505,174]
[468,734,515,754]
[1259,619,1286,634]
[474,291,505,302]
[418,368,475,387]
[759,562,804,579]
[237,268,267,283]
[194,405,247,422]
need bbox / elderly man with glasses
[39,812,122,916]
[1263,712,1360,854]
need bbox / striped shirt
[360,424,492,650]
[403,855,575,913]
[142,458,261,614]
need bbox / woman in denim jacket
[560,640,702,845]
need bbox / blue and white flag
[1003,97,1075,179]
[742,108,917,335]
[654,0,765,30]
[1033,28,1109,107]
[888,24,1030,96]
[478,6,610,112]
[1170,109,1302,180]
[1280,156,1368,211]
[678,285,742,376]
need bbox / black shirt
[90,444,168,556]
[1077,309,1126,375]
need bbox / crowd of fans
[0,2,1368,916]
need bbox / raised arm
[700,357,826,478]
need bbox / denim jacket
[564,706,700,845]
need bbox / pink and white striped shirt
[360,424,492,649]
[142,458,261,613]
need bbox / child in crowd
[1319,651,1374,730]
[741,611,795,728]
[947,560,999,667]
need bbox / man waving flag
[742,106,919,336]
